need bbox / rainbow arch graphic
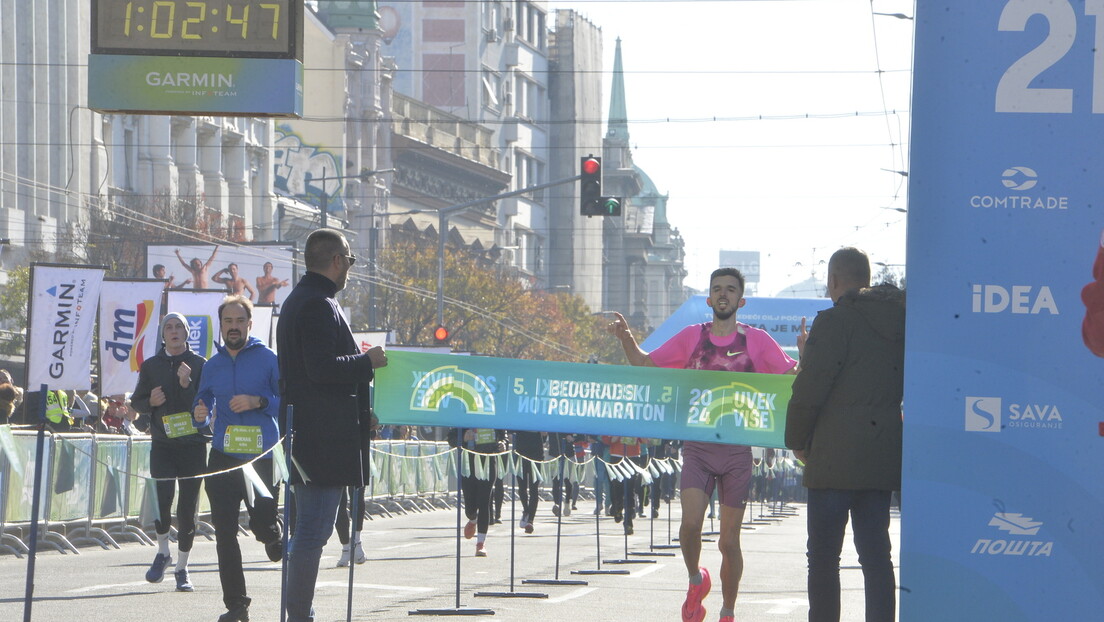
[409,366,496,415]
[690,381,776,432]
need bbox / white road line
[314,581,434,593]
[377,542,423,551]
[67,581,150,593]
[741,597,807,614]
[544,587,597,603]
[629,563,666,578]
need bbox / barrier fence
[0,425,801,558]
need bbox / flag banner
[166,290,226,360]
[352,331,389,353]
[905,3,1104,620]
[28,265,105,389]
[99,280,165,397]
[251,304,275,347]
[374,351,794,448]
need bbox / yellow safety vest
[45,390,73,425]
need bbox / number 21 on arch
[996,0,1104,114]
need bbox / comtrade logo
[970,166,1068,210]
[965,397,1064,432]
[971,512,1053,557]
[965,397,1001,432]
[971,284,1058,314]
[1001,166,1038,190]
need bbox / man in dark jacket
[131,312,207,592]
[785,247,904,622]
[277,228,387,622]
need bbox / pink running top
[648,322,795,374]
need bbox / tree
[0,265,29,355]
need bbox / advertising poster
[98,280,165,397]
[905,2,1104,619]
[374,351,794,448]
[27,265,105,390]
[146,243,297,308]
[165,291,227,360]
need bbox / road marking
[742,597,807,614]
[67,581,150,593]
[630,563,666,578]
[315,581,433,593]
[545,587,597,603]
[377,542,422,551]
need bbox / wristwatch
[258,396,269,410]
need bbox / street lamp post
[304,168,394,230]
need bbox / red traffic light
[434,325,450,342]
[582,157,601,175]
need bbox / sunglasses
[338,253,357,266]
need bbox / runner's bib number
[163,412,198,438]
[224,425,264,455]
[476,429,497,445]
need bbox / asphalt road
[1,497,901,621]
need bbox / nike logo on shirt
[726,351,745,357]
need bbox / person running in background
[513,430,544,534]
[608,267,797,622]
[193,295,282,622]
[448,427,506,556]
[131,312,208,592]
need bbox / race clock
[92,0,302,59]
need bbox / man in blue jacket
[277,228,386,622]
[193,295,282,622]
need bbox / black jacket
[785,284,905,491]
[277,271,376,487]
[131,346,207,444]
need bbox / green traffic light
[602,197,621,216]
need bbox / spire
[607,37,629,144]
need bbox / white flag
[99,280,165,397]
[28,265,105,390]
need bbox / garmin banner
[27,265,105,390]
[98,280,165,397]
[905,3,1104,621]
[373,351,795,448]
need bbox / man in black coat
[277,228,387,622]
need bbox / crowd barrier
[0,425,800,558]
[0,426,457,557]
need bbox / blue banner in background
[642,296,827,351]
[905,2,1104,620]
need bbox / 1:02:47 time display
[93,0,295,58]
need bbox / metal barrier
[0,425,456,557]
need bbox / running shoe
[475,542,488,557]
[145,553,172,583]
[464,520,477,540]
[681,567,711,622]
[353,541,366,564]
[265,538,284,562]
[174,569,193,592]
[552,504,561,517]
[337,545,351,567]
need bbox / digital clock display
[92,0,301,58]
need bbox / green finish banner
[374,351,795,448]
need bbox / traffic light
[580,156,602,215]
[433,325,450,344]
[600,196,622,216]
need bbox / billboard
[146,242,297,308]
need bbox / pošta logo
[971,512,1053,557]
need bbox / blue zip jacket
[193,336,281,459]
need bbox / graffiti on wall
[273,124,344,213]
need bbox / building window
[514,0,545,49]
[514,75,544,121]
[515,152,545,202]
[482,69,501,112]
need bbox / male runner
[608,267,797,622]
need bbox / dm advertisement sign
[905,2,1104,620]
[374,351,795,448]
[98,280,165,397]
[27,265,105,390]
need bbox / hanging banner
[27,265,105,390]
[251,305,275,348]
[98,280,165,397]
[905,3,1104,621]
[165,290,226,360]
[374,351,794,448]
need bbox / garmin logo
[971,284,1058,314]
[969,166,1068,210]
[146,72,234,88]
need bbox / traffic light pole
[436,174,582,329]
